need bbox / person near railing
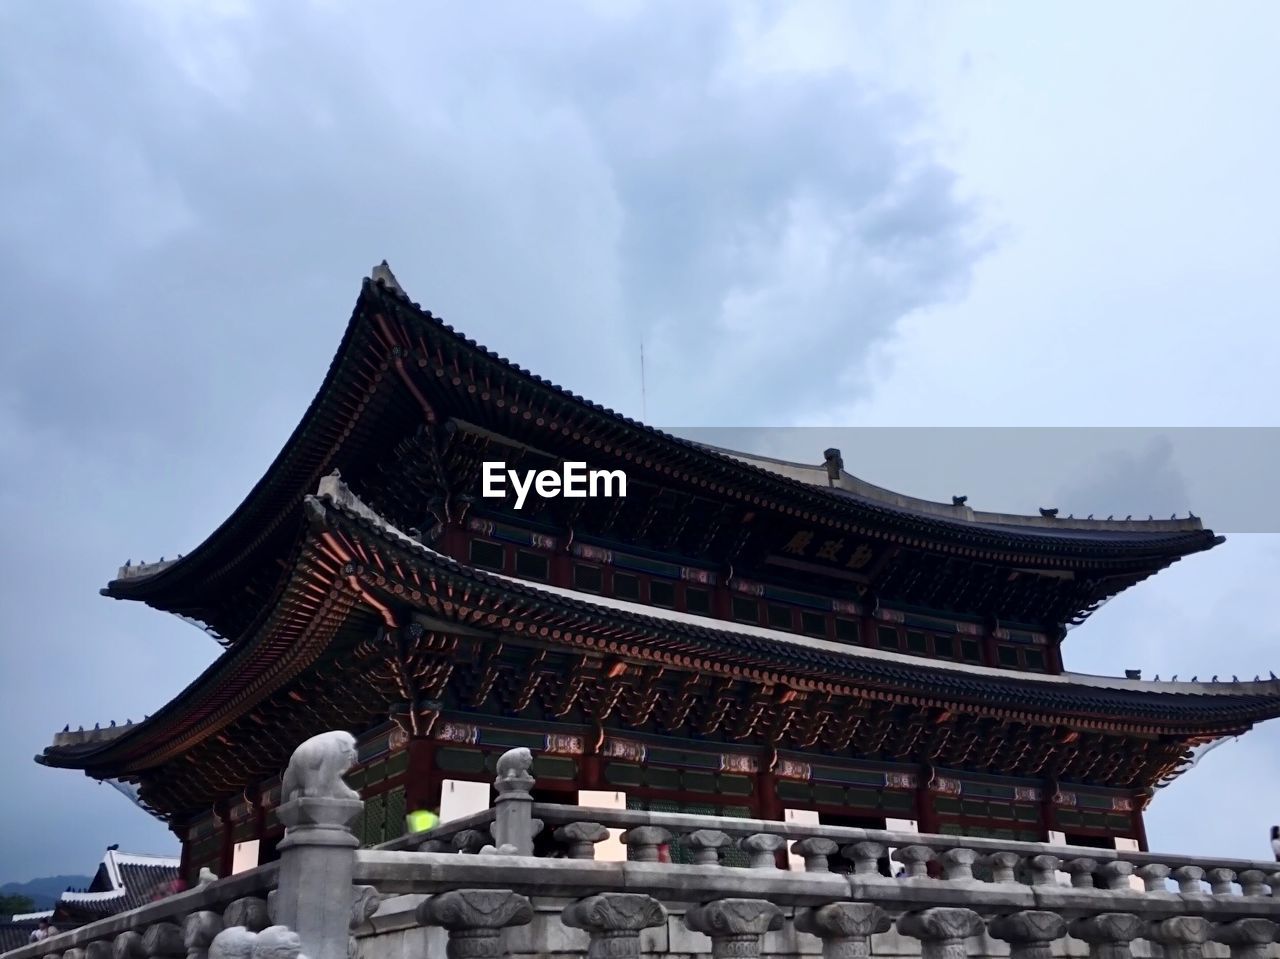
[1270,825,1280,861]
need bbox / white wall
[578,790,627,862]
[439,779,491,824]
[230,840,259,875]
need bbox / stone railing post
[418,890,534,959]
[795,902,890,959]
[183,913,224,959]
[1206,869,1237,896]
[86,942,111,959]
[223,899,270,932]
[1213,920,1278,959]
[792,837,839,873]
[982,852,1020,884]
[893,845,935,879]
[740,833,787,869]
[842,842,886,877]
[1063,858,1099,889]
[491,747,536,856]
[1148,917,1211,959]
[685,830,733,865]
[274,731,364,959]
[898,908,984,959]
[1171,866,1206,895]
[684,900,783,959]
[1027,855,1060,887]
[1137,864,1171,893]
[939,849,978,883]
[1237,870,1270,897]
[562,894,667,959]
[113,931,146,959]
[454,829,492,854]
[1097,862,1136,891]
[555,822,610,860]
[621,827,672,863]
[989,912,1067,959]
[142,923,185,959]
[1069,914,1145,959]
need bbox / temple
[38,264,1280,884]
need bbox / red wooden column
[580,719,604,792]
[1038,780,1058,843]
[217,801,234,877]
[440,522,466,563]
[1048,627,1067,674]
[982,618,999,669]
[176,823,191,886]
[860,608,877,648]
[406,736,440,814]
[251,788,267,865]
[757,748,783,821]
[915,768,940,835]
[1132,794,1151,852]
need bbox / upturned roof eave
[97,269,1222,621]
[42,485,1277,778]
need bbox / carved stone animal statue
[253,927,306,959]
[495,746,533,781]
[209,927,258,959]
[281,730,360,802]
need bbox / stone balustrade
[10,731,1280,959]
[0,867,277,959]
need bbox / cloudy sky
[2,1,1279,881]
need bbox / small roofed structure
[53,848,181,923]
[0,915,54,954]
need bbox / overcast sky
[2,1,1279,882]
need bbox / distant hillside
[0,876,93,912]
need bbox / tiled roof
[305,486,1280,729]
[54,851,180,921]
[0,917,54,953]
[100,268,1221,641]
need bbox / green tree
[0,893,37,916]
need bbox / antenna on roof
[640,340,647,423]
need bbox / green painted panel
[384,786,406,842]
[385,750,409,777]
[646,747,722,769]
[605,762,642,787]
[777,780,812,802]
[532,756,578,781]
[683,771,717,793]
[845,788,882,810]
[644,767,682,790]
[813,784,845,807]
[811,766,884,786]
[718,774,753,796]
[437,747,487,773]
[882,791,913,812]
[1077,793,1115,810]
[480,729,546,750]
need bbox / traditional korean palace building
[38,265,1280,884]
